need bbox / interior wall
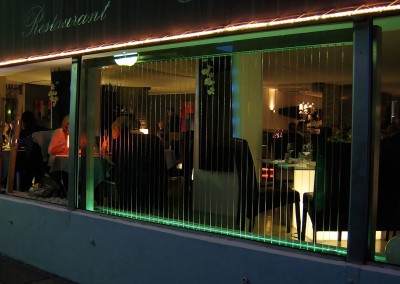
[263,88,323,132]
[232,53,263,170]
[25,84,52,129]
[1,196,400,284]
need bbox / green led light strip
[374,254,387,263]
[96,207,347,256]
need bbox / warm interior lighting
[67,135,69,148]
[139,128,148,134]
[299,102,314,120]
[114,52,139,66]
[268,88,277,111]
[1,4,400,67]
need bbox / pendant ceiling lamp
[114,52,139,66]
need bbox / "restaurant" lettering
[23,1,111,37]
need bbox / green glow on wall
[374,254,387,263]
[96,207,347,256]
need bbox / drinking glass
[287,143,294,158]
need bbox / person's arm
[49,144,68,155]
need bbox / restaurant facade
[1,0,400,283]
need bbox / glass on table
[287,143,294,156]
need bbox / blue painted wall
[1,195,399,284]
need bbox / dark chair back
[271,137,285,160]
[32,130,54,164]
[182,130,194,187]
[115,133,166,213]
[312,141,351,232]
[231,138,259,226]
[377,132,400,232]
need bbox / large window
[77,32,361,256]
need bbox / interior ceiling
[0,28,399,96]
[0,58,72,86]
[100,61,198,94]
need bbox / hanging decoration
[201,59,215,95]
[48,80,59,128]
[48,81,59,107]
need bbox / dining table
[49,148,178,184]
[267,159,316,239]
[49,153,109,189]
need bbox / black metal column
[68,57,82,210]
[348,21,381,264]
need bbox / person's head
[167,107,175,117]
[297,121,305,133]
[21,111,35,129]
[111,116,131,139]
[61,115,70,135]
[2,123,10,134]
[158,120,165,130]
[288,122,296,132]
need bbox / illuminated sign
[23,1,111,37]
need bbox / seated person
[156,120,169,148]
[31,129,55,181]
[167,107,180,133]
[15,111,48,191]
[2,122,11,146]
[19,111,48,140]
[18,110,48,156]
[180,116,194,218]
[101,116,133,177]
[271,122,304,160]
[48,115,69,197]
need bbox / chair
[377,132,400,240]
[181,129,194,218]
[232,138,301,238]
[115,133,167,213]
[270,137,285,160]
[32,130,54,167]
[15,130,53,191]
[301,141,351,242]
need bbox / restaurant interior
[1,18,400,264]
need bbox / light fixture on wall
[114,52,139,66]
[268,88,277,112]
